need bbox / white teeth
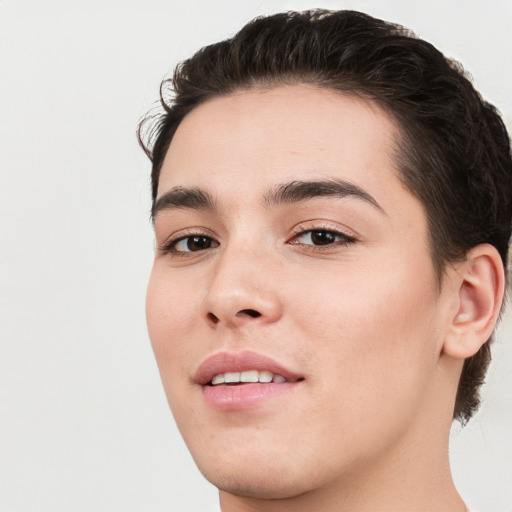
[259,370,273,383]
[211,374,225,385]
[224,372,240,383]
[241,370,259,382]
[210,370,288,385]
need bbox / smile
[210,370,288,385]
[196,351,304,411]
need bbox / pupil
[188,236,210,251]
[311,231,335,245]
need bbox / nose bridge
[202,236,282,326]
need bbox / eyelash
[289,224,357,251]
[159,225,357,257]
[159,229,219,257]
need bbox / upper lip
[194,350,303,385]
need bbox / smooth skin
[146,85,504,512]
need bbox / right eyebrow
[151,187,216,221]
[264,178,385,213]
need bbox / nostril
[238,309,261,318]
[207,312,219,324]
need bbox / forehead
[158,84,406,211]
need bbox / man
[139,10,511,511]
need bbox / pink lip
[195,351,303,411]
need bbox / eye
[165,234,219,253]
[291,229,356,247]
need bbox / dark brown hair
[138,10,512,424]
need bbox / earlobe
[442,244,506,359]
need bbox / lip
[194,350,302,385]
[195,350,304,411]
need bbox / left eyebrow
[151,186,216,220]
[263,178,385,213]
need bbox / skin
[146,84,502,511]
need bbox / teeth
[211,374,225,385]
[259,370,273,383]
[210,370,288,385]
[241,370,259,382]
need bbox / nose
[202,244,283,328]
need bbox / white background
[1,1,511,511]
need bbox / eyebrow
[152,178,385,220]
[264,178,385,213]
[152,186,216,220]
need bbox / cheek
[145,267,206,432]
[146,264,200,338]
[292,254,441,414]
[145,268,195,383]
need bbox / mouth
[209,370,294,386]
[195,351,304,411]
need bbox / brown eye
[172,235,219,252]
[293,229,354,246]
[310,231,337,245]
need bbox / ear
[442,244,506,359]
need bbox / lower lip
[202,382,298,411]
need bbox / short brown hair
[138,9,512,424]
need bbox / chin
[200,465,309,500]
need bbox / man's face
[146,85,454,499]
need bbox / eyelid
[156,221,357,256]
[286,222,358,253]
[289,221,358,241]
[158,227,219,254]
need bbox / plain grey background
[1,0,511,510]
